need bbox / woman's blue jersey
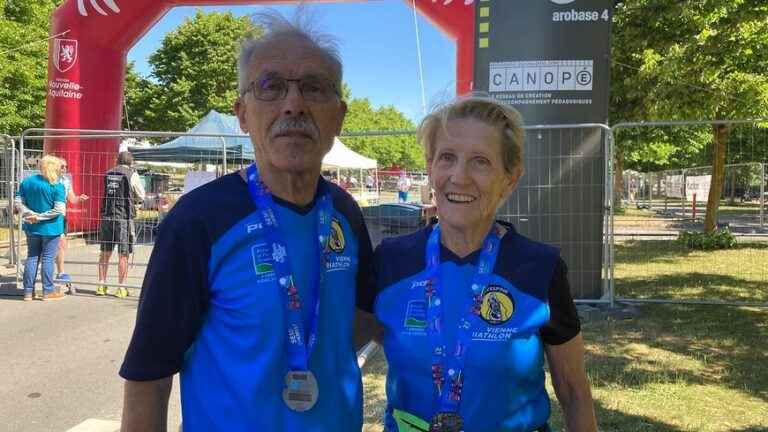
[18,174,66,236]
[120,172,374,432]
[374,223,579,432]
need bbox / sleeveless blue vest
[375,223,559,432]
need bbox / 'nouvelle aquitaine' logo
[53,39,78,73]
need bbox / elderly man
[119,12,376,432]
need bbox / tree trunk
[613,150,625,210]
[704,124,730,232]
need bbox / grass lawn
[615,240,768,302]
[362,240,768,431]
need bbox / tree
[0,0,63,135]
[122,63,160,131]
[125,11,422,169]
[611,0,768,230]
[341,95,423,170]
[124,10,261,132]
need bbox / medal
[282,370,319,412]
[245,164,333,412]
[429,412,463,432]
[424,224,504,427]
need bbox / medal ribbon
[246,164,333,371]
[425,223,504,414]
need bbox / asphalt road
[0,290,182,432]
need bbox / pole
[681,170,687,219]
[16,134,24,289]
[761,163,765,227]
[220,137,227,174]
[602,130,615,308]
[7,140,16,266]
[692,193,697,220]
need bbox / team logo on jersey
[403,299,427,329]
[327,219,345,253]
[251,243,276,283]
[479,285,515,325]
[53,39,78,73]
[402,299,428,336]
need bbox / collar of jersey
[430,220,516,267]
[237,171,324,215]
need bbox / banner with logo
[665,175,685,199]
[473,0,612,124]
[472,0,613,299]
[686,175,711,201]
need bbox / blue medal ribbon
[425,223,505,414]
[245,164,333,371]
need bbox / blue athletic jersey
[120,172,374,432]
[17,174,66,236]
[374,223,577,432]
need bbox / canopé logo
[77,0,121,16]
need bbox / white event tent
[129,110,379,202]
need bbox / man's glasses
[244,75,340,103]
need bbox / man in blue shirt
[119,11,376,432]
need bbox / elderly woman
[373,95,597,432]
[16,155,67,301]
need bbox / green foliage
[616,125,712,172]
[124,10,261,132]
[0,0,63,135]
[341,97,423,170]
[611,0,768,169]
[676,228,737,250]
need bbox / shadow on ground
[585,305,768,405]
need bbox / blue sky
[127,1,457,123]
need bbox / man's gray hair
[237,9,343,96]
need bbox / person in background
[365,174,375,191]
[55,157,89,285]
[15,155,67,301]
[397,172,412,203]
[371,95,597,432]
[97,151,145,298]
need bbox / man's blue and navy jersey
[120,172,374,432]
[372,223,580,432]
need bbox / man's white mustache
[270,117,320,140]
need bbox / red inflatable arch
[45,0,475,229]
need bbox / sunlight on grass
[615,240,768,302]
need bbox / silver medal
[282,370,319,411]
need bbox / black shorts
[99,219,135,255]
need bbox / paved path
[0,289,181,432]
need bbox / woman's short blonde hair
[417,93,525,174]
[39,155,63,184]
